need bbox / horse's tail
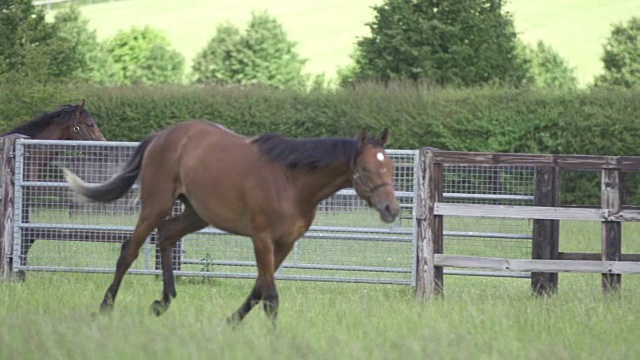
[63,134,157,203]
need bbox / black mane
[252,133,383,170]
[2,104,86,137]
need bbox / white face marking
[376,152,385,162]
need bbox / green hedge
[3,84,639,155]
[1,83,639,205]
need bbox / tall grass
[2,261,640,358]
[4,211,640,359]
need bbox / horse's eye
[361,166,369,173]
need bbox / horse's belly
[186,190,252,235]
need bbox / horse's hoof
[226,313,242,328]
[99,303,114,315]
[92,307,112,320]
[151,300,168,316]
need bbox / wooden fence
[0,136,23,278]
[415,148,640,299]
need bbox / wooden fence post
[531,166,560,294]
[0,136,18,279]
[416,148,444,300]
[601,168,622,292]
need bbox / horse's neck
[293,162,352,208]
[31,126,67,140]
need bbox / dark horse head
[2,99,106,141]
[7,100,106,275]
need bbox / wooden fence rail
[416,148,640,299]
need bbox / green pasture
[4,206,640,358]
[2,269,639,359]
[58,0,636,85]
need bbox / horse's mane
[2,104,85,137]
[252,133,383,170]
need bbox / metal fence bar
[19,267,413,285]
[179,259,411,273]
[12,141,24,270]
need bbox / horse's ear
[76,99,86,116]
[356,129,367,150]
[379,128,389,146]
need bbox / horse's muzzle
[377,203,400,223]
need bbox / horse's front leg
[228,240,294,325]
[228,234,278,324]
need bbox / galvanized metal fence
[10,140,536,284]
[12,140,418,284]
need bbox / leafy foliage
[595,16,640,88]
[191,23,243,84]
[345,0,528,87]
[52,5,118,85]
[0,0,77,83]
[191,12,307,89]
[105,25,185,85]
[519,41,578,90]
[3,82,640,205]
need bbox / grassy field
[57,0,638,85]
[4,215,640,358]
[1,271,639,359]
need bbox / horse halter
[352,168,393,206]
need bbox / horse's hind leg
[151,200,207,316]
[99,200,173,314]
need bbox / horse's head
[68,99,107,141]
[352,129,400,223]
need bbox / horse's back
[140,120,265,232]
[144,120,254,177]
[158,120,247,142]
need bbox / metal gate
[12,139,418,284]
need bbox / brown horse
[2,100,107,270]
[63,120,399,323]
[2,100,106,141]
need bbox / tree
[519,41,577,90]
[52,5,118,85]
[345,0,529,87]
[191,12,307,89]
[105,25,185,85]
[0,0,77,83]
[191,23,243,84]
[595,16,640,88]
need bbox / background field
[63,0,638,85]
